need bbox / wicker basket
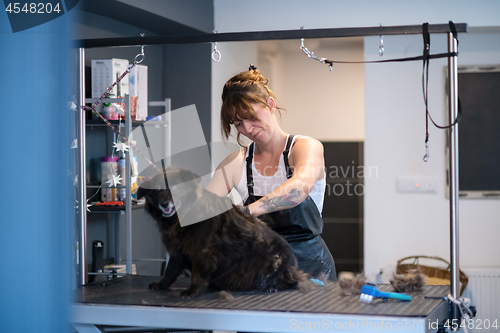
[396,255,468,296]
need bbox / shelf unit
[84,95,133,280]
[77,72,171,283]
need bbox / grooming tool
[359,285,411,304]
[310,278,325,286]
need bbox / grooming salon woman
[206,65,336,281]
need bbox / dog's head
[137,166,203,223]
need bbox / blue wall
[0,10,73,333]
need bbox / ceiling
[77,0,212,36]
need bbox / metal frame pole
[77,23,467,49]
[78,48,88,286]
[125,94,133,274]
[75,23,466,294]
[447,31,460,324]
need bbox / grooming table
[71,275,449,333]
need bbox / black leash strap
[316,21,459,67]
[322,51,458,66]
[316,22,462,163]
[246,143,255,198]
[422,23,431,162]
[282,135,295,179]
[422,21,462,162]
[449,21,458,45]
[309,21,463,163]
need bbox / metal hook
[134,33,145,64]
[423,142,429,162]
[212,31,221,62]
[379,24,384,56]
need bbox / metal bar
[85,98,125,104]
[76,23,468,49]
[78,47,88,286]
[165,98,171,163]
[71,303,435,333]
[447,31,460,326]
[114,214,120,266]
[72,323,103,333]
[125,94,133,274]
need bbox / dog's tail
[219,290,235,301]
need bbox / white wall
[211,41,258,203]
[215,0,500,33]
[211,38,364,150]
[214,0,500,278]
[364,31,500,281]
[257,38,364,141]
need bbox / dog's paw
[180,287,199,298]
[149,282,162,290]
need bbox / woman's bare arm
[205,150,243,197]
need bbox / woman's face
[233,101,274,142]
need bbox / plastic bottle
[118,158,126,201]
[101,156,118,201]
[131,156,138,199]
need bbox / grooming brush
[359,285,412,304]
[310,278,325,286]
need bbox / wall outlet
[397,178,437,193]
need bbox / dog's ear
[163,167,202,189]
[141,166,202,191]
[137,186,150,200]
[137,171,169,198]
[137,176,153,199]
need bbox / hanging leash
[301,21,462,161]
[82,43,160,172]
[421,22,462,162]
[447,293,475,333]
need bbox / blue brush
[310,278,325,286]
[359,285,411,304]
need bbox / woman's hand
[239,205,251,215]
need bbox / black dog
[137,166,310,297]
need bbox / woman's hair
[220,65,284,147]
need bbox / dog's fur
[137,166,310,297]
[390,271,425,293]
[338,273,367,296]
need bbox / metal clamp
[300,38,332,70]
[423,142,429,162]
[212,31,221,62]
[134,33,145,64]
[379,24,384,56]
